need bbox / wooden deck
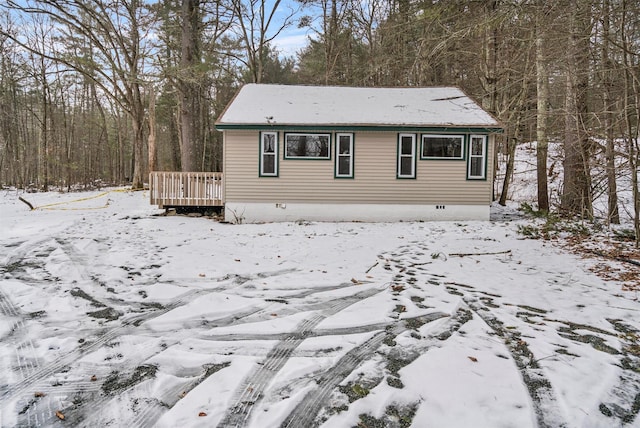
[149,171,224,208]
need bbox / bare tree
[562,0,593,218]
[620,0,640,246]
[535,0,550,212]
[349,0,388,86]
[297,0,354,85]
[178,0,201,172]
[4,0,157,189]
[148,85,158,173]
[599,0,620,224]
[156,0,233,172]
[231,0,297,83]
[0,12,28,187]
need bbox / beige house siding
[224,130,494,205]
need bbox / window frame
[334,133,354,178]
[284,132,332,160]
[259,131,279,177]
[467,135,487,180]
[420,134,465,160]
[397,133,417,179]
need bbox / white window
[467,135,487,179]
[397,134,416,178]
[335,133,354,178]
[421,134,464,159]
[284,133,331,159]
[260,131,278,176]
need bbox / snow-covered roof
[216,84,501,128]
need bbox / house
[212,84,502,223]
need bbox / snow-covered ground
[0,186,639,427]
[496,140,637,223]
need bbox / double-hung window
[421,134,464,159]
[467,135,487,179]
[397,134,416,178]
[284,133,331,159]
[335,133,354,178]
[260,131,278,176]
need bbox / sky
[270,0,315,58]
[273,30,310,57]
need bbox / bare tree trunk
[621,0,640,246]
[232,0,291,84]
[499,69,530,206]
[131,105,145,189]
[148,85,157,173]
[481,0,498,114]
[535,0,549,212]
[179,0,198,172]
[129,8,145,190]
[498,136,516,206]
[601,0,620,224]
[39,57,49,191]
[499,19,532,207]
[170,106,181,171]
[90,76,110,184]
[623,82,640,247]
[325,0,337,85]
[562,0,593,219]
[632,139,640,248]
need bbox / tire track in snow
[0,285,52,428]
[464,296,568,428]
[281,282,364,300]
[280,311,448,428]
[1,282,52,428]
[31,302,263,428]
[597,368,640,425]
[2,221,271,426]
[216,286,384,428]
[597,319,640,425]
[59,309,259,426]
[382,243,568,428]
[122,372,213,428]
[0,237,55,271]
[200,323,392,342]
[74,379,168,428]
[283,332,386,428]
[192,283,381,337]
[91,361,230,428]
[0,287,216,417]
[449,280,638,426]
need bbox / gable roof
[216,84,501,130]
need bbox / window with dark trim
[284,133,331,159]
[335,133,354,178]
[467,135,487,179]
[397,134,416,178]
[260,131,278,176]
[421,134,464,159]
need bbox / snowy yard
[0,189,639,427]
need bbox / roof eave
[214,123,504,133]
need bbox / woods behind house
[1,1,639,239]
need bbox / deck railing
[149,171,224,208]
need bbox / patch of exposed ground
[70,287,106,307]
[88,307,122,321]
[356,402,419,428]
[101,364,158,395]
